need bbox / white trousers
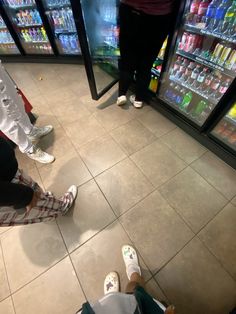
[0,62,33,153]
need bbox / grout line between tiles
[0,240,13,300]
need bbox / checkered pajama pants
[0,169,73,226]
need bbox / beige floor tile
[0,227,12,236]
[96,158,154,216]
[34,112,61,130]
[70,221,151,302]
[0,297,14,314]
[199,202,236,280]
[13,257,85,314]
[131,140,187,188]
[110,119,157,155]
[38,126,75,161]
[78,135,127,176]
[93,104,134,131]
[68,80,90,97]
[145,278,169,305]
[30,94,54,116]
[159,167,228,232]
[43,86,77,104]
[38,150,91,197]
[127,104,154,119]
[1,222,67,292]
[231,196,236,205]
[120,190,193,273]
[156,238,236,314]
[191,151,236,200]
[51,97,91,125]
[0,247,10,301]
[160,128,207,164]
[79,92,117,114]
[138,109,176,137]
[64,115,106,148]
[25,166,43,189]
[57,179,116,252]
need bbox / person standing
[0,61,55,164]
[117,0,176,108]
[0,137,77,226]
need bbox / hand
[165,305,175,314]
[26,191,41,213]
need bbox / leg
[135,14,172,102]
[125,272,145,293]
[0,169,77,226]
[118,4,139,97]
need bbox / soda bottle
[176,58,189,80]
[224,49,236,69]
[215,78,231,99]
[198,103,214,122]
[218,45,232,65]
[164,83,174,101]
[193,67,208,89]
[221,0,236,34]
[204,0,220,29]
[178,32,188,50]
[198,0,210,17]
[171,56,182,77]
[182,61,195,82]
[213,0,231,33]
[200,70,213,92]
[207,73,221,97]
[180,91,193,111]
[191,100,208,117]
[188,64,201,86]
[190,0,201,14]
[210,42,225,63]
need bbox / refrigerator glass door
[42,0,81,55]
[158,0,236,127]
[0,15,20,54]
[211,102,236,152]
[79,0,119,98]
[3,0,53,54]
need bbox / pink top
[121,0,175,15]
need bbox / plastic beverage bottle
[213,0,231,33]
[216,78,231,99]
[180,91,193,111]
[188,64,201,86]
[222,0,236,34]
[208,74,221,97]
[192,100,208,117]
[218,45,232,65]
[204,0,220,29]
[190,0,201,14]
[198,0,210,17]
[200,70,213,92]
[225,49,236,69]
[194,67,208,89]
[211,42,225,63]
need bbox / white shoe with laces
[26,146,55,164]
[117,95,127,106]
[28,125,53,142]
[61,185,78,215]
[130,95,143,109]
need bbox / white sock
[126,263,141,280]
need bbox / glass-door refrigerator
[42,0,81,55]
[157,0,236,129]
[2,0,53,55]
[0,14,20,54]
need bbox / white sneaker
[104,271,120,295]
[28,125,53,142]
[26,146,55,164]
[117,95,127,106]
[130,95,143,109]
[61,185,78,215]
[122,245,141,280]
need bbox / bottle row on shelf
[15,9,42,26]
[178,31,236,71]
[4,0,35,8]
[0,43,19,53]
[58,34,80,54]
[20,27,48,42]
[0,30,14,43]
[170,56,231,101]
[24,42,52,53]
[186,0,236,39]
[163,81,214,124]
[48,8,76,33]
[46,0,70,8]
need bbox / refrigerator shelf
[169,76,218,105]
[0,26,7,30]
[176,50,235,79]
[8,4,36,10]
[225,115,236,127]
[46,4,71,10]
[17,24,42,28]
[184,25,236,45]
[0,41,15,45]
[55,30,77,35]
[151,68,160,77]
[23,40,49,44]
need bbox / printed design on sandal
[104,271,119,294]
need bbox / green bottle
[180,91,193,111]
[192,100,208,117]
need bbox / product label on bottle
[197,75,205,83]
[191,72,198,79]
[219,86,227,94]
[211,82,220,90]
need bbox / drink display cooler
[0,0,235,168]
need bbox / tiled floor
[0,63,236,314]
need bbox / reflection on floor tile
[156,238,236,314]
[1,222,67,292]
[13,257,85,314]
[57,179,116,252]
